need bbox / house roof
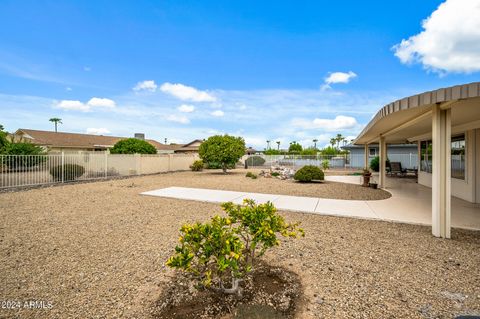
[174,139,203,152]
[182,139,204,147]
[15,129,177,150]
[354,82,480,144]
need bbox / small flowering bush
[166,200,304,296]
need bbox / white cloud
[83,66,91,72]
[210,110,224,117]
[86,97,116,108]
[322,71,357,90]
[65,87,72,91]
[56,100,89,111]
[177,104,195,113]
[236,102,247,110]
[133,80,157,92]
[166,114,190,124]
[86,127,111,135]
[56,97,116,112]
[393,0,480,73]
[160,82,217,102]
[292,115,358,131]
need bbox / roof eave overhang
[354,82,480,145]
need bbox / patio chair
[389,162,407,177]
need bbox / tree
[320,146,337,156]
[166,200,304,297]
[335,134,344,150]
[276,141,280,150]
[110,138,157,154]
[300,147,317,155]
[49,118,62,132]
[313,139,318,150]
[264,148,282,155]
[2,141,46,168]
[0,124,9,152]
[266,140,270,150]
[288,141,302,154]
[330,138,336,149]
[198,135,245,173]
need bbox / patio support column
[379,136,386,188]
[364,144,369,169]
[432,104,451,238]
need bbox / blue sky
[1,0,479,148]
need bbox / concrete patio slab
[273,195,319,213]
[315,199,378,219]
[232,193,282,205]
[141,176,480,230]
[142,187,244,203]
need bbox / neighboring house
[353,82,480,238]
[13,129,177,154]
[245,147,257,155]
[342,143,418,169]
[174,139,203,153]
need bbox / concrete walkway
[142,176,480,230]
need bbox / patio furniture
[389,162,407,177]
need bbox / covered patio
[371,176,480,230]
[355,82,480,238]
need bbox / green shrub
[110,138,157,154]
[369,156,379,172]
[50,164,85,182]
[190,160,204,171]
[321,159,330,170]
[166,200,304,296]
[245,156,265,166]
[271,171,280,177]
[245,172,257,179]
[369,156,390,172]
[293,165,324,182]
[300,147,317,155]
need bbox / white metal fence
[0,152,199,189]
[243,153,419,170]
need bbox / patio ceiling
[355,82,480,144]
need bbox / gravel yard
[1,170,479,318]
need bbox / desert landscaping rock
[0,169,478,318]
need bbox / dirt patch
[152,263,301,319]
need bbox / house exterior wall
[418,129,478,203]
[348,146,418,169]
[476,129,480,203]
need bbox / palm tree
[276,141,280,151]
[266,140,270,150]
[49,118,62,132]
[330,138,336,148]
[313,139,318,149]
[335,134,344,150]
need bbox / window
[420,140,432,173]
[451,134,465,180]
[420,134,466,179]
[369,148,377,156]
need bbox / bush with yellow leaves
[166,199,304,297]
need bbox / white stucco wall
[476,129,480,203]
